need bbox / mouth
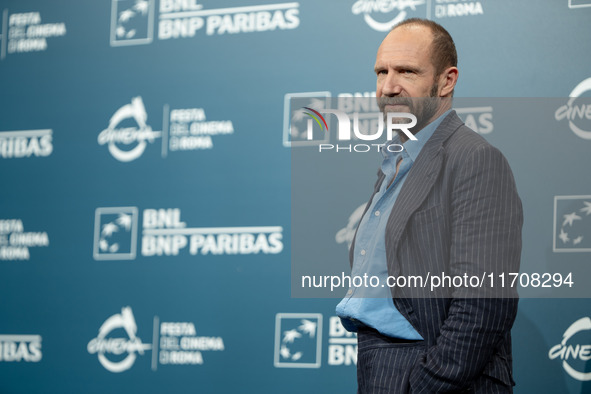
[384,104,410,112]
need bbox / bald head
[391,18,458,81]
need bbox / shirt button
[375,211,380,216]
[360,249,366,255]
[347,289,353,296]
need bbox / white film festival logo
[549,317,591,381]
[0,219,50,261]
[93,207,139,260]
[555,77,591,140]
[110,0,154,46]
[553,196,591,252]
[434,0,484,19]
[2,11,67,57]
[87,306,152,373]
[352,0,426,32]
[98,96,161,162]
[274,313,322,368]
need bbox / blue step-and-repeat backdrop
[1,1,591,393]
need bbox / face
[375,25,442,132]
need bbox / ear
[438,66,459,97]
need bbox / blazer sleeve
[408,143,523,393]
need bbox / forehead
[375,25,434,68]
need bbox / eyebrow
[373,64,422,74]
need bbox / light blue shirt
[336,110,451,339]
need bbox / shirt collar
[382,109,451,162]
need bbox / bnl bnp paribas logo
[274,314,357,368]
[98,96,234,162]
[553,195,591,252]
[93,207,284,260]
[110,0,300,47]
[0,334,42,363]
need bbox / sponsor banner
[274,314,356,368]
[0,219,49,261]
[88,306,225,373]
[455,106,493,134]
[1,9,66,59]
[94,207,284,260]
[554,196,591,253]
[165,105,234,156]
[111,0,300,46]
[110,0,155,46]
[555,78,591,140]
[350,0,486,31]
[283,92,332,147]
[0,334,42,362]
[157,320,224,367]
[352,0,429,31]
[98,96,234,162]
[433,0,484,19]
[548,317,591,381]
[93,207,139,260]
[0,129,53,159]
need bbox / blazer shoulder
[445,123,492,151]
[443,123,507,166]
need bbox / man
[336,19,522,393]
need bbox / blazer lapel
[384,111,464,271]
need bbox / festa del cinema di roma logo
[88,306,225,372]
[549,317,591,381]
[98,96,161,162]
[555,77,591,140]
[98,96,234,162]
[351,0,426,31]
[87,306,152,373]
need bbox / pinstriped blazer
[350,111,523,393]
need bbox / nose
[379,72,403,97]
